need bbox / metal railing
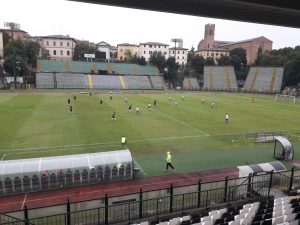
[1,169,299,225]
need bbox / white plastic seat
[218,208,227,215]
[209,210,219,216]
[181,215,191,221]
[169,218,180,225]
[272,216,284,224]
[229,220,241,225]
[203,221,213,225]
[283,213,296,223]
[201,216,211,222]
[273,210,283,218]
[235,213,246,221]
[289,219,299,225]
[240,208,250,215]
[283,208,294,215]
[211,214,221,222]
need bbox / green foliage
[137,56,147,65]
[205,57,215,65]
[73,41,97,61]
[191,55,205,74]
[25,40,41,68]
[230,48,247,66]
[217,55,230,65]
[149,51,166,72]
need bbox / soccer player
[74,96,77,101]
[225,113,229,124]
[69,105,73,113]
[135,107,141,115]
[210,102,215,108]
[100,99,103,104]
[169,96,172,101]
[202,98,205,104]
[125,97,128,104]
[110,95,113,101]
[181,96,184,101]
[121,136,126,145]
[154,99,157,107]
[111,112,116,120]
[164,151,175,172]
[89,92,92,96]
[174,101,178,106]
[148,103,151,111]
[67,98,71,105]
[129,104,132,112]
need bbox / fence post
[139,188,143,219]
[289,167,295,194]
[169,183,174,213]
[24,205,29,225]
[247,173,252,198]
[105,193,108,225]
[223,176,229,203]
[268,171,274,197]
[197,179,202,207]
[66,199,71,225]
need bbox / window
[53,41,56,46]
[144,51,146,54]
[149,45,152,48]
[46,41,49,46]
[182,51,185,54]
[53,50,56,55]
[178,51,180,54]
[177,56,179,59]
[165,46,166,48]
[67,51,70,56]
[154,45,156,48]
[149,51,153,54]
[60,42,63,46]
[159,45,160,48]
[216,53,219,56]
[164,51,167,55]
[144,45,146,47]
[67,42,69,46]
[211,53,214,56]
[173,51,175,54]
[120,49,123,52]
[182,56,184,59]
[207,53,209,56]
[46,50,49,54]
[60,50,63,55]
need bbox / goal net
[275,94,296,104]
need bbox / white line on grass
[157,111,210,136]
[133,158,147,176]
[21,194,27,210]
[1,154,6,160]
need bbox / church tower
[197,24,215,50]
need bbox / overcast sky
[1,0,300,50]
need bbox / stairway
[225,67,231,89]
[209,66,213,89]
[53,73,57,89]
[269,68,277,93]
[148,76,154,89]
[250,67,260,90]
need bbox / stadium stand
[56,73,86,89]
[36,73,55,88]
[149,76,166,89]
[125,75,152,89]
[203,66,238,91]
[91,75,124,89]
[37,60,160,76]
[183,78,200,90]
[243,67,284,93]
[133,197,300,225]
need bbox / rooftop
[140,42,169,46]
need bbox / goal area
[275,94,296,104]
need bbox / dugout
[238,161,286,178]
[0,149,134,195]
[273,136,294,161]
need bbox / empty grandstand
[35,72,54,89]
[183,77,200,90]
[36,60,160,76]
[243,67,284,93]
[203,66,238,91]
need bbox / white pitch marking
[21,194,27,210]
[133,158,147,176]
[1,154,6,160]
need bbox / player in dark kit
[128,104,132,111]
[74,96,77,101]
[111,112,116,120]
[154,99,157,107]
[69,105,73,113]
[67,98,71,105]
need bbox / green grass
[0,91,299,177]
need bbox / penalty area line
[133,158,147,177]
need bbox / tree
[3,38,27,76]
[217,55,230,65]
[165,57,179,82]
[255,47,263,65]
[73,41,97,61]
[191,55,205,74]
[25,40,41,68]
[149,51,166,73]
[40,48,51,60]
[2,31,11,48]
[137,56,147,65]
[205,57,215,65]
[230,48,247,66]
[187,46,195,63]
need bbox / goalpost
[275,94,296,104]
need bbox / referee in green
[164,151,175,172]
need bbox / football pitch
[0,91,299,177]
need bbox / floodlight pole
[171,38,181,84]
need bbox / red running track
[0,167,239,213]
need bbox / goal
[275,94,296,104]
